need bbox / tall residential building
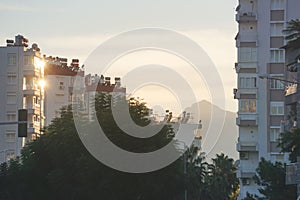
[235,0,300,199]
[84,74,126,121]
[0,35,45,163]
[44,57,84,126]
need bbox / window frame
[240,99,257,113]
[270,102,284,115]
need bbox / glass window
[270,127,280,142]
[5,130,16,143]
[6,112,16,122]
[270,50,285,63]
[270,102,284,115]
[270,23,284,36]
[7,53,16,65]
[239,48,258,62]
[271,0,285,10]
[7,73,17,85]
[270,76,284,89]
[24,55,33,66]
[7,93,17,104]
[239,77,257,88]
[240,99,257,113]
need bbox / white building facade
[235,0,300,199]
[44,58,84,126]
[0,35,45,163]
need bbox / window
[270,50,285,63]
[24,55,33,66]
[270,76,284,89]
[5,130,16,143]
[270,127,280,142]
[7,93,17,104]
[59,81,64,90]
[270,23,284,36]
[7,73,17,85]
[239,48,258,62]
[7,53,16,65]
[239,77,257,88]
[271,154,284,163]
[6,150,15,162]
[271,0,285,10]
[240,99,256,113]
[270,102,284,115]
[6,112,16,121]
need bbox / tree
[244,158,297,200]
[0,93,240,200]
[202,153,239,200]
[0,94,188,200]
[278,128,300,162]
[283,19,300,50]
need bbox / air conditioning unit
[240,152,249,160]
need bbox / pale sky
[0,0,238,112]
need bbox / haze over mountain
[186,100,238,161]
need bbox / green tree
[278,128,300,162]
[0,94,187,200]
[0,93,240,200]
[203,153,239,200]
[283,19,300,50]
[244,158,296,200]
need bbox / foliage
[0,93,239,200]
[283,19,300,50]
[203,153,239,200]
[244,158,296,200]
[278,128,300,163]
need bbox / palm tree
[283,19,300,50]
[205,153,239,200]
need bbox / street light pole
[258,74,298,84]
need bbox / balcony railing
[236,12,257,22]
[237,142,258,152]
[285,84,297,96]
[237,32,258,42]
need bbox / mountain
[185,100,238,161]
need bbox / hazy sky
[0,0,238,112]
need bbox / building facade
[44,57,84,126]
[235,0,300,199]
[0,35,45,163]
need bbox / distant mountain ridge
[185,100,238,161]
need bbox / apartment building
[84,74,126,121]
[234,0,300,198]
[44,57,84,126]
[0,35,45,163]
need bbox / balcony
[23,103,41,115]
[236,114,258,127]
[28,123,39,134]
[237,142,258,152]
[236,32,258,47]
[23,84,40,96]
[233,88,257,99]
[237,170,256,179]
[236,12,257,22]
[235,62,258,73]
[23,67,41,77]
